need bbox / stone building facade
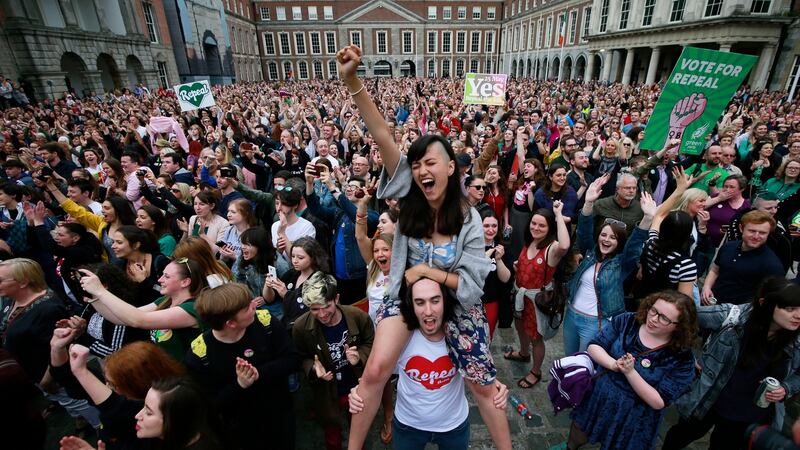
[0,0,179,100]
[225,0,262,82]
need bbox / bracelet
[85,297,98,304]
[348,85,365,96]
[355,219,367,224]
[444,272,450,285]
[356,212,367,219]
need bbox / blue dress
[571,313,695,450]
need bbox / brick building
[224,0,261,82]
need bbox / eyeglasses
[170,188,181,193]
[275,185,293,192]
[176,257,193,278]
[623,143,632,147]
[648,307,679,326]
[470,185,486,190]
[603,218,627,230]
[611,121,620,125]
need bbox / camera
[745,424,800,450]
[37,166,54,181]
[136,169,147,177]
[220,166,235,178]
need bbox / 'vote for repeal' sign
[174,80,216,112]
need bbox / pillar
[719,43,732,52]
[585,51,596,81]
[601,50,613,83]
[752,44,776,90]
[645,46,661,85]
[621,48,635,85]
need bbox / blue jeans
[392,416,469,450]
[562,306,606,356]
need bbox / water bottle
[509,394,533,420]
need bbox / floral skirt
[376,297,497,385]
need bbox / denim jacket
[676,304,800,430]
[306,191,378,280]
[567,212,648,319]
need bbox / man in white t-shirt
[270,185,316,275]
[311,138,340,169]
[349,278,508,449]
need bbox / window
[442,59,451,77]
[443,7,452,19]
[456,59,465,77]
[268,62,278,80]
[486,31,494,53]
[472,7,481,19]
[294,32,306,54]
[428,59,435,77]
[456,31,466,53]
[428,31,437,53]
[511,1,515,16]
[350,31,361,47]
[545,16,553,47]
[536,19,544,47]
[513,26,518,52]
[310,32,321,54]
[324,6,333,20]
[751,0,771,13]
[521,25,527,51]
[292,6,302,20]
[583,7,591,40]
[442,31,452,53]
[599,0,609,32]
[313,61,323,79]
[263,32,275,55]
[260,7,270,21]
[276,7,286,20]
[403,31,413,54]
[470,31,480,53]
[329,60,338,79]
[325,32,336,54]
[488,7,496,20]
[279,32,290,54]
[376,31,387,54]
[458,7,466,19]
[470,59,479,72]
[157,61,168,88]
[670,0,686,21]
[642,0,656,26]
[428,6,437,19]
[283,61,292,79]
[619,0,631,29]
[298,61,308,79]
[529,22,535,49]
[486,58,492,72]
[142,2,158,43]
[705,0,723,16]
[568,10,577,44]
[308,6,317,20]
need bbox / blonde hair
[172,182,192,204]
[675,188,709,213]
[301,272,337,307]
[0,258,47,291]
[604,138,621,157]
[367,234,393,286]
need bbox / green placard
[174,80,216,112]
[640,47,757,155]
[463,73,507,106]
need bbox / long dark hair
[59,222,101,255]
[106,195,136,226]
[542,163,568,197]
[594,222,628,262]
[291,236,330,274]
[398,134,467,238]
[740,278,800,369]
[399,278,456,331]
[656,211,693,254]
[240,227,276,273]
[524,208,557,249]
[116,225,160,255]
[150,377,217,450]
[139,205,170,238]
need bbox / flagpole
[558,15,565,81]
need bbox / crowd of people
[3,42,800,450]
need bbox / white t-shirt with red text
[395,330,468,432]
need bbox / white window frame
[263,32,275,55]
[313,60,323,79]
[456,31,466,53]
[442,59,451,77]
[324,6,333,20]
[472,6,481,20]
[569,10,578,44]
[458,7,467,20]
[402,30,413,54]
[443,7,452,20]
[599,0,609,33]
[260,7,270,21]
[268,62,278,80]
[307,6,318,20]
[485,31,494,53]
[142,2,158,44]
[642,0,656,26]
[310,32,321,55]
[157,61,168,87]
[276,7,286,21]
[704,0,724,17]
[442,31,452,53]
[670,0,686,22]
[298,61,309,80]
[545,16,553,47]
[325,31,337,54]
[427,59,436,77]
[470,59,479,73]
[536,19,544,47]
[521,25,527,51]
[428,6,437,19]
[619,0,631,29]
[456,59,465,77]
[350,30,362,47]
[428,31,437,54]
[283,61,293,79]
[376,30,388,54]
[487,7,496,20]
[329,60,338,79]
[294,32,306,55]
[582,7,591,41]
[278,32,291,55]
[292,6,302,20]
[470,31,481,53]
[751,0,772,14]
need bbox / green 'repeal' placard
[640,47,757,155]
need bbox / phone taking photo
[268,265,277,278]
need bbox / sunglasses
[604,218,627,230]
[176,257,193,277]
[170,188,181,193]
[470,185,486,190]
[275,185,293,191]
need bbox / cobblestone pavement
[46,326,711,450]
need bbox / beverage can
[754,377,781,408]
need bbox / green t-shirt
[150,296,205,362]
[687,163,727,193]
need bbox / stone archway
[592,53,603,80]
[551,57,560,80]
[400,60,416,77]
[527,59,532,78]
[511,60,517,77]
[374,60,392,77]
[575,55,586,81]
[60,52,89,97]
[203,32,223,83]
[125,55,145,88]
[540,58,548,79]
[96,53,122,92]
[562,56,573,81]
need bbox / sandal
[503,350,531,362]
[517,370,542,389]
[380,422,392,444]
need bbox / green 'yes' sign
[641,47,757,155]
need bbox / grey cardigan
[376,155,490,310]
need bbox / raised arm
[354,187,375,265]
[337,46,399,177]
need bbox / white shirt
[311,155,340,169]
[395,330,468,432]
[270,217,316,258]
[572,265,599,316]
[366,272,390,324]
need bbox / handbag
[534,244,567,340]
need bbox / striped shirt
[642,230,697,285]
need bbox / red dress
[485,188,506,226]
[516,244,556,341]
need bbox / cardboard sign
[463,73,507,106]
[641,47,757,155]
[174,80,216,112]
